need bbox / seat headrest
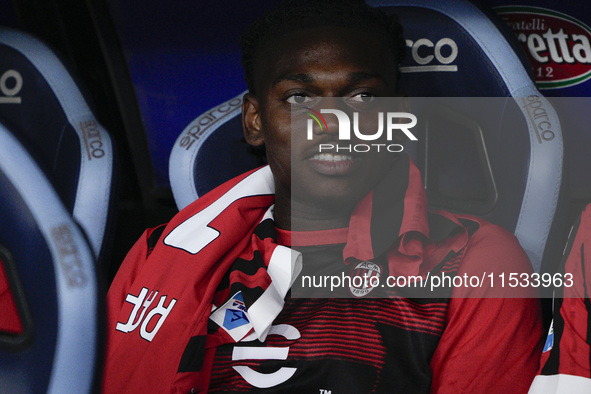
[370,0,534,97]
[0,27,114,258]
[170,91,264,208]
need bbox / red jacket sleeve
[0,256,22,334]
[430,221,543,393]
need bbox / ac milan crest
[348,261,382,297]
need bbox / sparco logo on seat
[400,38,459,73]
[0,69,23,104]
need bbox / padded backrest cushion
[0,121,99,393]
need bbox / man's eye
[349,93,375,103]
[286,94,311,104]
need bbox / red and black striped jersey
[102,159,542,393]
[208,220,542,393]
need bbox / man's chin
[292,188,363,214]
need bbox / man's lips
[307,152,360,175]
[311,153,353,162]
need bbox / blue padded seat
[168,0,566,274]
[0,121,100,393]
[0,27,115,262]
[369,0,565,274]
[169,91,257,209]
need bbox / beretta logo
[496,6,591,89]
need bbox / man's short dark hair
[239,0,406,95]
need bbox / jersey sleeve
[529,205,591,393]
[430,221,543,393]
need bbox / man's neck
[274,193,354,231]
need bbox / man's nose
[320,108,351,139]
[315,97,351,136]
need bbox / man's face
[243,25,400,224]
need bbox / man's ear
[242,93,264,146]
